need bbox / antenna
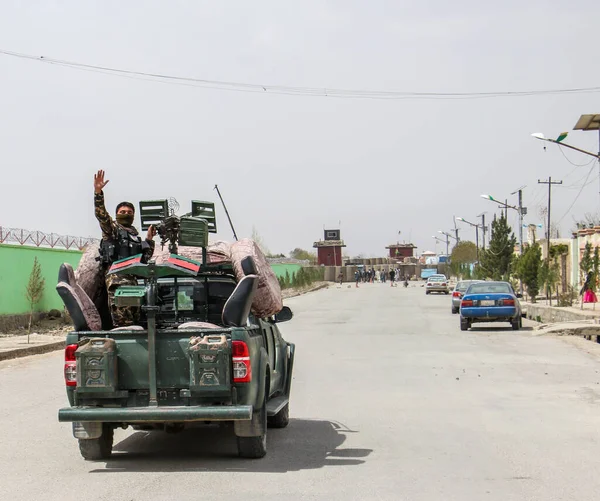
[213,185,238,241]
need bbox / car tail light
[499,299,515,306]
[461,299,473,307]
[427,283,432,287]
[232,340,252,383]
[452,291,462,297]
[441,283,447,286]
[64,344,78,387]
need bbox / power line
[557,164,596,223]
[558,145,597,167]
[2,48,600,101]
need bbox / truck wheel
[78,425,113,460]
[237,394,267,459]
[268,403,290,429]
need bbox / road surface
[1,283,600,500]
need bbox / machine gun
[138,198,217,260]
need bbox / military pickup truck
[56,200,295,460]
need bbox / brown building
[313,229,346,266]
[386,243,417,260]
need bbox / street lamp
[480,191,526,255]
[432,234,448,258]
[455,216,481,261]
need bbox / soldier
[94,169,157,327]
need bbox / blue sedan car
[459,281,522,331]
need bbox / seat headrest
[241,256,258,276]
[222,275,258,327]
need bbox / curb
[0,339,65,362]
[283,283,329,300]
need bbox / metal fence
[0,227,99,251]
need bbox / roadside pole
[538,177,563,304]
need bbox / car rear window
[467,283,512,294]
[429,277,445,282]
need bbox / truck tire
[78,425,113,460]
[268,403,290,429]
[237,394,267,459]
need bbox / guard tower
[313,229,346,266]
[386,243,417,261]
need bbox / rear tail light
[427,283,432,286]
[441,283,447,286]
[499,299,515,306]
[452,291,461,297]
[232,340,252,383]
[64,344,78,387]
[461,299,473,307]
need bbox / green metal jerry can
[75,338,118,393]
[188,335,231,395]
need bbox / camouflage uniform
[95,191,155,327]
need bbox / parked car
[451,280,484,314]
[425,275,449,295]
[459,281,522,331]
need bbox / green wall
[0,245,83,315]
[270,263,302,280]
[0,245,303,316]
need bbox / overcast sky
[1,1,600,257]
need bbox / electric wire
[2,48,600,100]
[556,163,598,223]
[558,145,597,167]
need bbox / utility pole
[537,177,563,260]
[537,177,563,304]
[475,224,479,261]
[479,213,487,250]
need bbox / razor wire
[0,227,100,250]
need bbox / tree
[289,248,317,264]
[449,241,477,279]
[549,243,569,294]
[251,226,270,256]
[517,242,542,302]
[580,241,593,284]
[25,257,46,343]
[593,246,600,293]
[538,260,560,305]
[478,213,517,280]
[450,241,477,264]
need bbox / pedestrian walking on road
[389,269,396,287]
[354,270,360,288]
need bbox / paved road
[2,283,600,501]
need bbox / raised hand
[94,170,109,194]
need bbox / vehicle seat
[222,275,258,327]
[56,263,102,332]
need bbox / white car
[425,276,449,294]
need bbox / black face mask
[116,213,134,226]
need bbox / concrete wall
[525,302,600,323]
[0,245,83,315]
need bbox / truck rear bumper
[58,405,253,423]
